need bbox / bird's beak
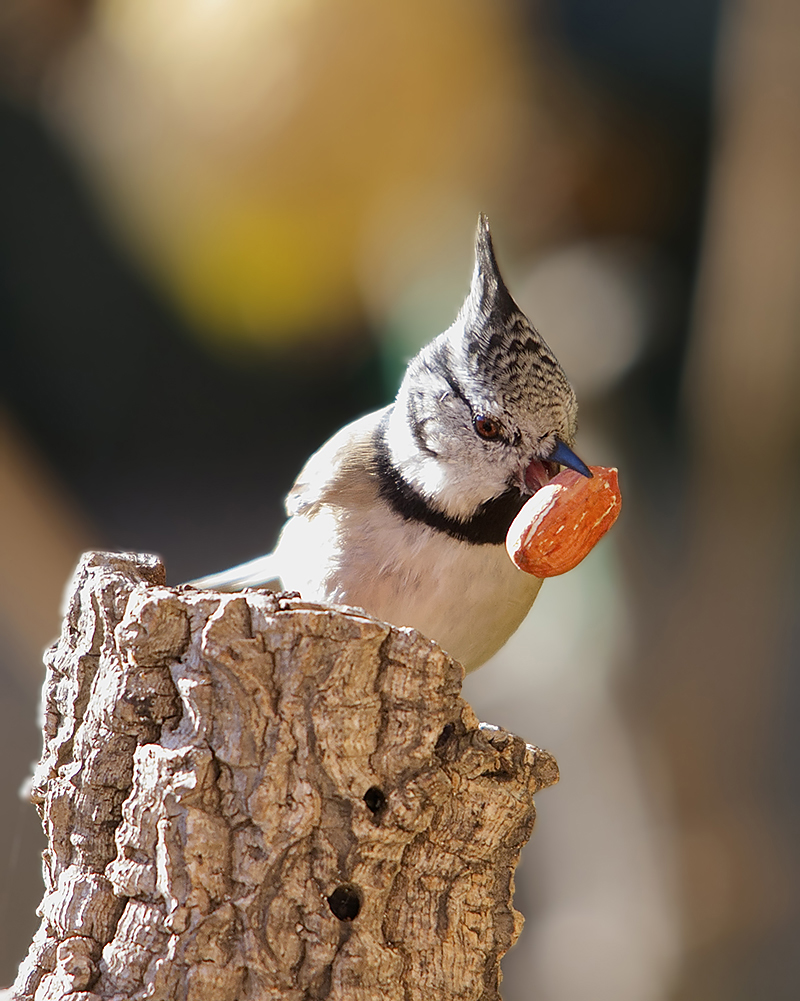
[523,437,592,492]
[549,437,593,478]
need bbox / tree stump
[11,552,558,1001]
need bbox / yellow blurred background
[1,0,798,998]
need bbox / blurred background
[1,0,798,997]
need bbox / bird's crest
[461,213,518,330]
[442,215,571,415]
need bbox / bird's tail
[187,553,283,593]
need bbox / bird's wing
[286,406,389,517]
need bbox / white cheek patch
[385,401,508,519]
[385,405,448,498]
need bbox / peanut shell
[506,465,621,577]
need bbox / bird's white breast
[273,495,542,672]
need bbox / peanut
[506,466,622,577]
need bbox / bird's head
[386,214,589,526]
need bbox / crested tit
[191,216,590,672]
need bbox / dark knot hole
[363,786,387,815]
[435,722,455,749]
[327,884,361,922]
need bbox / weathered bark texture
[12,552,558,1001]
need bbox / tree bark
[11,552,558,1001]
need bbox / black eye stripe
[441,370,470,406]
[408,394,439,457]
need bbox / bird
[190,215,591,672]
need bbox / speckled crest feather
[416,214,577,445]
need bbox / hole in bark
[363,786,386,815]
[435,722,455,748]
[480,766,515,781]
[327,884,361,921]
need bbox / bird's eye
[473,414,503,440]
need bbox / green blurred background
[1,1,799,998]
